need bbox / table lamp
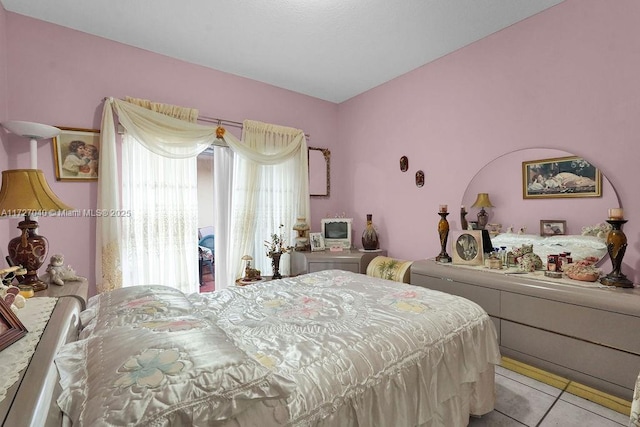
[292,217,310,251]
[0,121,73,292]
[471,193,494,230]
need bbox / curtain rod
[103,97,310,138]
[197,115,309,139]
[196,115,243,129]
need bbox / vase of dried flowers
[270,252,283,279]
[265,224,292,279]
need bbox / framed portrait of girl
[53,127,100,181]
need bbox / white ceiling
[1,0,564,103]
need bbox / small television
[321,218,353,249]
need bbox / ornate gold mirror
[309,147,330,197]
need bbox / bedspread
[190,269,501,426]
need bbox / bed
[54,270,500,426]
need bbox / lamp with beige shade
[0,121,73,292]
[471,193,494,230]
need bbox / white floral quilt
[56,270,500,427]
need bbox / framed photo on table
[52,127,100,181]
[540,220,567,236]
[0,298,27,352]
[451,230,484,266]
[309,233,325,251]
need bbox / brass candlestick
[600,219,634,288]
[436,212,452,263]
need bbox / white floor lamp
[0,121,73,292]
[1,120,61,168]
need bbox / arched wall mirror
[309,147,330,197]
[461,148,620,262]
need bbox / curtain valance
[109,99,214,158]
[223,120,306,165]
[103,98,308,162]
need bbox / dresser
[290,249,386,276]
[410,259,640,400]
[0,281,87,426]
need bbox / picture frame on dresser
[0,298,27,351]
[451,230,484,266]
[310,232,325,251]
[540,219,566,236]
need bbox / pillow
[490,233,545,249]
[491,233,607,263]
[366,256,413,283]
[80,285,195,338]
[56,319,294,426]
[542,235,607,250]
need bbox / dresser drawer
[308,261,359,273]
[410,274,500,317]
[501,320,640,399]
[292,250,385,275]
[501,291,640,355]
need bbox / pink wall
[0,5,9,251]
[3,12,339,295]
[338,0,640,282]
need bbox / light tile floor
[469,364,631,426]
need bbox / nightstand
[0,280,87,426]
[290,249,387,276]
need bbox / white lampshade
[1,121,60,140]
[1,121,61,168]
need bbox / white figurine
[0,270,26,311]
[45,254,84,286]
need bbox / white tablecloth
[0,297,57,403]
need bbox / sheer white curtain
[215,121,310,288]
[121,135,200,293]
[97,98,216,293]
[212,145,234,287]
